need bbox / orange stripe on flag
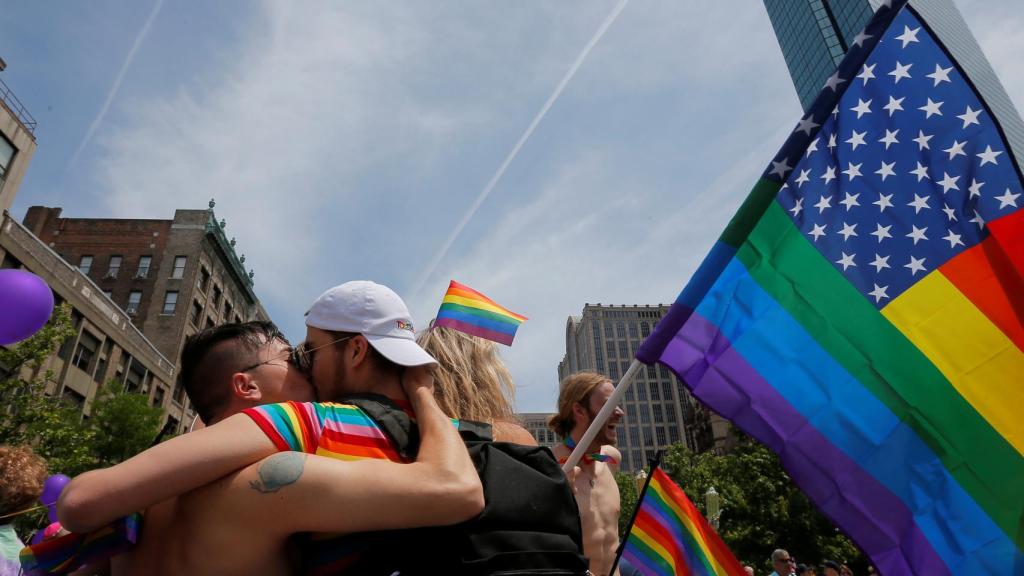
[940,209,1024,353]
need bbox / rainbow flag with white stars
[636,1,1023,574]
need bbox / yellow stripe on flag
[882,271,1024,455]
[442,294,523,320]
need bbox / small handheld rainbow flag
[434,280,527,346]
[620,467,745,576]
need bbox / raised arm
[221,366,484,534]
[58,413,277,533]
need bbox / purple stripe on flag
[622,546,668,576]
[659,312,950,576]
[433,317,515,345]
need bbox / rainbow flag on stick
[619,465,746,576]
[434,280,527,346]
[636,1,1023,574]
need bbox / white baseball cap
[305,281,437,367]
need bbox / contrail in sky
[69,0,165,168]
[409,0,630,298]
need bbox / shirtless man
[550,372,625,576]
[55,321,482,575]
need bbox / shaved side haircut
[179,321,285,423]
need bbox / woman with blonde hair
[417,324,536,444]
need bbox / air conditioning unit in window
[135,270,149,279]
[104,270,119,279]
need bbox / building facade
[0,70,37,215]
[517,412,559,448]
[762,0,877,111]
[1,213,183,427]
[558,304,731,472]
[8,204,268,431]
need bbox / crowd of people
[3,280,633,575]
[1,280,876,576]
[742,548,870,576]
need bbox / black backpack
[341,394,591,575]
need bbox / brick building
[1,213,181,426]
[19,203,268,419]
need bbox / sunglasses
[239,335,353,376]
[288,335,354,376]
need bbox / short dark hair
[178,321,285,423]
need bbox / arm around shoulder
[59,413,277,532]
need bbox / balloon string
[0,501,55,521]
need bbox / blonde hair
[416,325,516,422]
[0,445,48,517]
[548,371,609,439]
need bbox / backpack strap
[341,394,495,453]
[342,394,419,459]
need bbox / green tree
[88,381,163,467]
[0,304,96,477]
[662,436,863,573]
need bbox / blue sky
[2,1,1021,412]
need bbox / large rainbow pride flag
[622,467,746,576]
[636,2,1023,574]
[434,280,527,346]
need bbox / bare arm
[222,366,484,534]
[58,414,277,533]
[493,420,539,446]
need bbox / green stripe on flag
[721,178,784,247]
[737,201,1023,546]
[438,302,522,326]
[626,531,676,576]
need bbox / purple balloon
[0,269,54,345]
[41,474,71,523]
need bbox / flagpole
[561,359,643,474]
[610,450,663,575]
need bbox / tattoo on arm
[249,452,306,493]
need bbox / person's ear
[349,335,371,368]
[231,371,261,401]
[571,401,588,422]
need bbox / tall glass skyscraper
[762,0,877,111]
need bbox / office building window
[190,300,202,326]
[224,301,233,320]
[650,382,661,401]
[654,404,664,423]
[105,255,122,278]
[126,291,142,314]
[162,291,178,314]
[171,256,187,279]
[643,427,653,445]
[618,341,628,358]
[629,322,638,339]
[647,365,657,379]
[669,425,680,443]
[136,256,152,278]
[71,331,99,372]
[0,135,14,183]
[641,321,651,337]
[199,267,210,293]
[627,404,637,422]
[662,381,673,400]
[657,427,667,445]
[637,382,647,401]
[61,387,86,409]
[640,404,650,423]
[212,285,222,307]
[78,255,93,275]
[152,386,166,408]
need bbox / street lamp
[704,487,721,529]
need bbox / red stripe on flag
[940,209,1024,352]
[633,510,693,576]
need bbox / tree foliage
[617,436,865,574]
[1,304,164,538]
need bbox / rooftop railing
[0,77,37,136]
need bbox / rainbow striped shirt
[244,400,407,463]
